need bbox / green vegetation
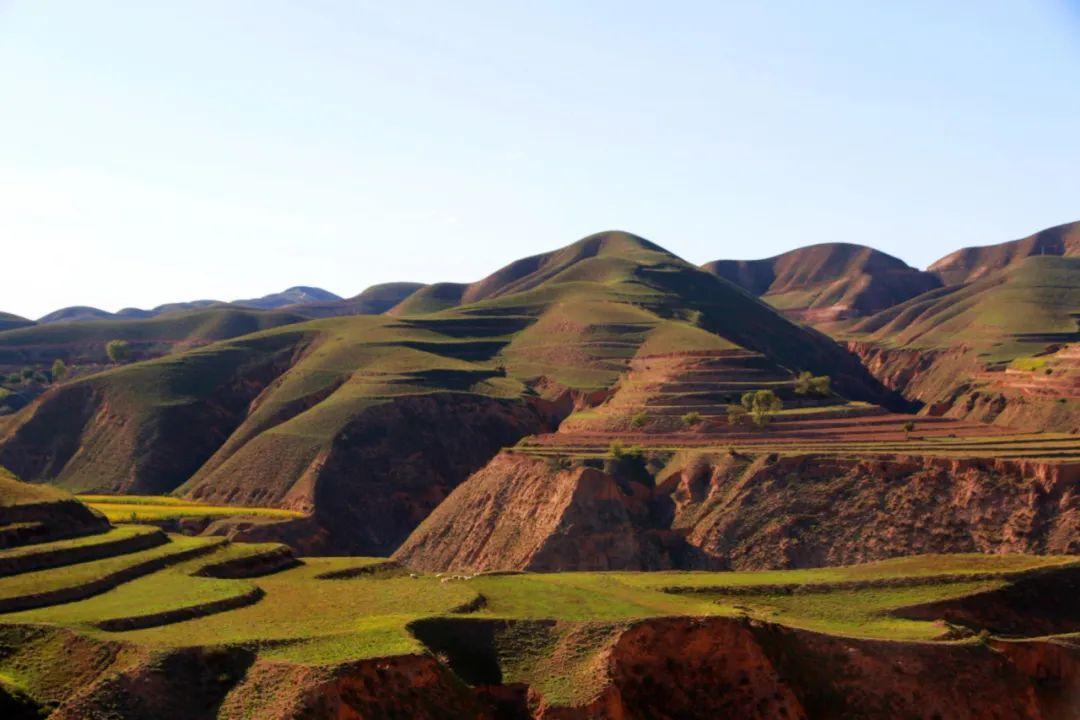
[680,411,702,427]
[49,359,67,382]
[793,371,831,396]
[0,547,1073,707]
[78,495,306,523]
[740,389,782,427]
[104,339,131,363]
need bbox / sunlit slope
[703,242,941,323]
[0,232,891,553]
[0,305,310,367]
[844,255,1080,360]
[928,219,1079,287]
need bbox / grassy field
[0,542,1075,707]
[78,495,306,523]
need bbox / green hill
[845,255,1080,361]
[928,220,1079,287]
[0,231,893,554]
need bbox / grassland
[1,552,1073,663]
[78,495,305,523]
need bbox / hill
[839,253,1080,431]
[0,231,894,554]
[285,281,424,318]
[0,313,32,333]
[702,243,940,323]
[928,219,1080,286]
[0,306,311,370]
[232,286,342,310]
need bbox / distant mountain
[0,312,33,332]
[283,282,424,318]
[36,306,116,324]
[232,286,342,310]
[702,243,941,323]
[34,286,344,324]
[928,220,1080,286]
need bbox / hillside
[232,286,342,310]
[0,313,33,333]
[0,231,894,555]
[929,219,1080,286]
[838,254,1080,431]
[0,542,1076,718]
[0,306,311,370]
[702,243,940,323]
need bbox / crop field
[78,495,307,523]
[0,536,1075,706]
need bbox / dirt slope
[395,451,1079,572]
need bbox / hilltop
[702,243,940,324]
[929,219,1080,286]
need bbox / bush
[741,389,782,428]
[794,371,831,396]
[727,405,747,426]
[545,454,572,472]
[681,411,702,427]
[51,358,68,382]
[630,411,648,429]
[106,339,131,364]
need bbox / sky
[1,1,1078,319]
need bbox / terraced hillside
[840,253,1080,432]
[395,343,1079,573]
[702,243,941,324]
[0,232,893,555]
[0,537,1076,718]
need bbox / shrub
[902,421,915,439]
[630,411,648,429]
[681,411,702,427]
[545,454,572,472]
[51,358,68,382]
[794,371,831,396]
[106,339,131,364]
[741,389,782,428]
[727,405,747,426]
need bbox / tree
[902,420,915,440]
[741,389,782,428]
[681,411,702,427]
[630,411,648,429]
[727,405,747,426]
[105,340,131,364]
[51,358,68,382]
[794,371,831,396]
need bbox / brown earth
[183,393,566,555]
[395,451,1079,573]
[849,341,1080,433]
[7,615,1077,720]
[703,242,941,323]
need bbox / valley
[0,225,1077,718]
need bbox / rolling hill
[702,243,941,323]
[929,219,1080,286]
[0,231,895,554]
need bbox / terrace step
[0,525,167,577]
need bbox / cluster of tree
[794,371,831,396]
[1,359,74,388]
[106,339,131,364]
[729,389,783,428]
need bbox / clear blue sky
[1,1,1077,319]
